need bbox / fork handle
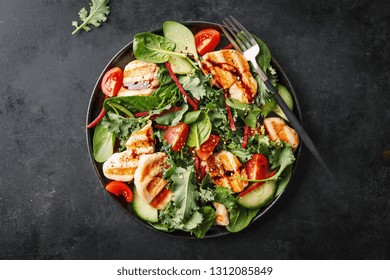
[248,59,331,174]
[263,79,332,175]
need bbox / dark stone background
[0,0,389,259]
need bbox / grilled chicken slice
[201,50,257,103]
[263,117,300,151]
[125,121,155,155]
[213,202,229,226]
[117,60,160,97]
[134,152,170,204]
[203,150,248,193]
[102,121,155,182]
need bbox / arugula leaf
[192,206,216,238]
[170,167,199,221]
[186,111,212,148]
[160,167,202,231]
[267,144,295,181]
[179,75,207,100]
[226,98,262,128]
[226,206,260,233]
[156,64,173,86]
[212,187,237,211]
[247,134,273,157]
[154,83,181,104]
[72,0,110,35]
[92,120,115,162]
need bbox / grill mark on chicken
[102,121,155,182]
[203,150,248,193]
[201,50,257,104]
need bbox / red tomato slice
[196,134,220,160]
[164,122,189,152]
[194,29,221,56]
[105,181,133,203]
[246,154,269,180]
[101,67,123,97]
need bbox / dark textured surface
[0,0,389,259]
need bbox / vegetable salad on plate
[88,21,300,238]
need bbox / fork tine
[224,18,252,50]
[219,24,242,52]
[229,16,257,45]
[221,20,247,51]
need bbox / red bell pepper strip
[194,156,201,181]
[224,93,236,131]
[154,124,169,130]
[87,96,109,128]
[164,62,198,110]
[133,111,149,117]
[223,43,233,49]
[242,124,250,148]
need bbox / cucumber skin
[132,188,158,223]
[237,181,276,209]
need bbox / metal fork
[220,16,331,174]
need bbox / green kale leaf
[72,0,110,35]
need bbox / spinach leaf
[104,84,181,115]
[155,104,189,126]
[104,95,160,113]
[226,206,260,233]
[163,21,198,59]
[92,120,115,162]
[186,111,212,148]
[253,34,272,73]
[192,206,216,238]
[182,110,202,124]
[133,32,187,63]
[275,163,293,196]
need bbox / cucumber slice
[273,84,294,121]
[238,181,276,209]
[133,188,158,223]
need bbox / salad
[88,21,300,238]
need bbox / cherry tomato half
[196,134,220,160]
[194,28,221,56]
[246,154,269,180]
[101,67,123,97]
[164,122,189,152]
[105,181,133,203]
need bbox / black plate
[86,21,302,238]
